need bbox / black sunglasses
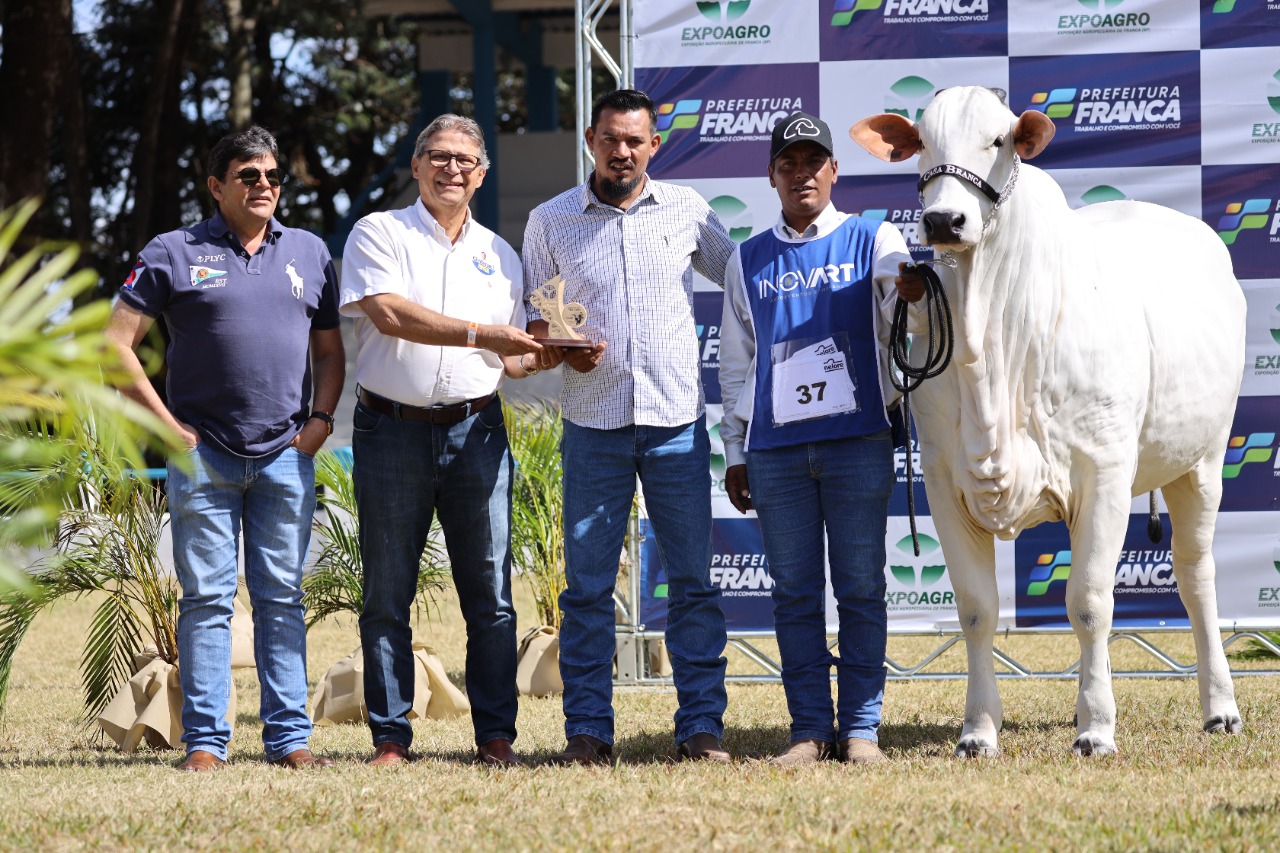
[229,167,288,188]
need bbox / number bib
[770,336,860,426]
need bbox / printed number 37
[796,381,826,404]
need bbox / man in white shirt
[522,89,736,764]
[340,114,551,767]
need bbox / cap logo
[784,118,822,140]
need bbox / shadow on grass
[1212,799,1280,817]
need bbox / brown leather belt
[358,388,496,425]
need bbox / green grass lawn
[2,588,1278,851]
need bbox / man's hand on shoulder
[478,324,543,357]
[564,340,607,373]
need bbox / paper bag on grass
[230,596,255,669]
[310,642,470,726]
[97,651,238,752]
[515,625,563,697]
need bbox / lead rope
[888,260,954,556]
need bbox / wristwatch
[521,354,540,376]
[307,411,334,435]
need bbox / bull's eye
[993,136,1005,148]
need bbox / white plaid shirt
[522,176,734,429]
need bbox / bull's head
[849,86,1055,251]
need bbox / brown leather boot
[548,734,612,766]
[271,748,336,769]
[476,738,524,767]
[176,750,227,773]
[770,738,834,767]
[368,741,411,767]
[839,737,888,765]
[677,732,731,763]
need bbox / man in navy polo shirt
[105,125,345,772]
[719,112,912,766]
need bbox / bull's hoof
[955,736,998,758]
[1204,715,1243,735]
[1071,733,1118,756]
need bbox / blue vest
[739,216,890,452]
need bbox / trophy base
[536,338,595,348]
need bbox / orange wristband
[466,321,478,347]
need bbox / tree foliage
[3,0,423,290]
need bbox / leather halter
[917,155,1021,232]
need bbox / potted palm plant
[0,199,185,750]
[303,450,467,724]
[0,448,189,750]
[505,401,567,696]
[0,199,171,595]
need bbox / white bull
[850,86,1246,757]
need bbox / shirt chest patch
[189,265,229,288]
[471,251,495,275]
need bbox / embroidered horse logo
[285,260,304,300]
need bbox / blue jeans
[746,432,894,744]
[353,399,518,748]
[560,416,728,746]
[167,442,315,762]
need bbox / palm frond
[505,401,566,629]
[80,591,146,724]
[0,200,178,596]
[303,450,451,628]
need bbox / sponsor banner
[819,0,1007,61]
[1217,512,1280,624]
[820,58,1010,177]
[1200,47,1280,166]
[1044,165,1202,216]
[1202,164,1280,280]
[1242,281,1280,397]
[831,175,936,261]
[882,517,960,630]
[696,291,725,405]
[633,0,820,69]
[639,63,819,180]
[1200,0,1280,50]
[705,403,744,516]
[1009,0,1199,58]
[638,517,778,631]
[1220,395,1280,512]
[683,176,783,246]
[1014,515,1189,629]
[1010,51,1201,168]
[891,434,930,517]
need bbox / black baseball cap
[769,111,835,162]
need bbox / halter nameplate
[917,156,1021,233]
[918,163,1000,203]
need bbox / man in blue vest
[718,111,911,766]
[106,126,345,772]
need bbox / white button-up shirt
[522,177,734,429]
[340,199,524,406]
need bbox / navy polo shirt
[119,212,341,458]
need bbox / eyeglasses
[422,149,482,173]
[228,167,288,188]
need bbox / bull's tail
[1147,490,1163,543]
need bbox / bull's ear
[849,114,921,162]
[1012,110,1055,159]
